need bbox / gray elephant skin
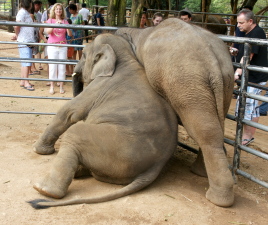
[29,34,178,209]
[115,18,234,207]
[192,14,228,34]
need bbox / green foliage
[182,0,200,12]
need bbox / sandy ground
[0,29,268,225]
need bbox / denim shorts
[18,45,32,67]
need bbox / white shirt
[79,8,90,21]
[16,8,35,42]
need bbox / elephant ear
[91,44,116,80]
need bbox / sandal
[24,85,35,91]
[49,87,55,95]
[60,88,65,94]
[242,138,254,146]
[39,66,43,70]
[33,71,41,75]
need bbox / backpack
[92,14,97,25]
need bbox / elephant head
[72,35,117,97]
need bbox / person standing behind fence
[79,3,90,43]
[11,0,35,91]
[30,0,42,74]
[69,4,84,60]
[46,3,72,95]
[65,1,73,19]
[152,12,163,26]
[95,7,105,33]
[233,9,268,146]
[41,0,57,23]
[179,8,192,23]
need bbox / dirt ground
[0,29,267,225]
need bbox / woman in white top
[12,0,35,91]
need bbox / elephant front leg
[34,98,89,155]
[33,146,79,199]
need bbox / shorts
[67,47,74,58]
[235,82,266,120]
[18,45,32,67]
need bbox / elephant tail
[27,161,166,209]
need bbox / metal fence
[0,21,267,189]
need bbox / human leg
[47,46,59,94]
[259,91,268,116]
[58,47,67,94]
[19,45,34,90]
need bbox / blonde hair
[49,3,66,20]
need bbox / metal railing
[0,21,267,189]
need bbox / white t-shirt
[79,8,90,21]
[16,8,35,42]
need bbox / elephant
[191,14,228,34]
[115,18,234,207]
[29,33,178,209]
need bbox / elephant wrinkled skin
[115,18,234,207]
[30,34,178,208]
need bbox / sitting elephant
[115,18,234,207]
[29,34,178,209]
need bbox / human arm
[39,27,47,42]
[11,25,20,40]
[234,53,254,80]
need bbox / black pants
[84,20,89,43]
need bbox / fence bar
[177,141,198,154]
[0,41,84,48]
[0,94,72,100]
[246,92,268,102]
[236,169,268,188]
[0,57,78,65]
[0,21,118,31]
[0,111,56,115]
[0,77,72,82]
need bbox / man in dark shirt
[234,9,268,145]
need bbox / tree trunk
[107,0,118,26]
[201,0,211,29]
[117,0,126,26]
[230,0,239,36]
[129,0,145,28]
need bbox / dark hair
[67,18,72,24]
[33,0,42,5]
[240,5,253,11]
[152,12,163,20]
[98,7,104,13]
[20,0,32,11]
[82,3,86,8]
[69,4,77,11]
[48,0,57,6]
[179,11,191,18]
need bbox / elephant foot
[33,181,66,199]
[33,141,55,155]
[206,186,234,207]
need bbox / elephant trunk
[72,73,84,97]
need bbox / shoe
[46,82,51,86]
[33,71,40,75]
[24,85,35,91]
[260,113,267,116]
[49,87,55,94]
[242,138,254,146]
[66,74,72,77]
[39,66,43,70]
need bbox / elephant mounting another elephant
[29,18,234,209]
[28,33,178,209]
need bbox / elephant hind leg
[180,113,234,207]
[190,149,207,177]
[33,145,79,199]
